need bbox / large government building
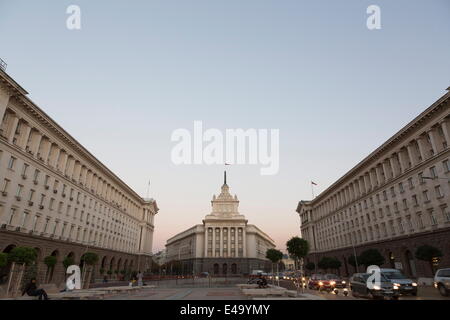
[0,69,158,286]
[165,172,275,275]
[297,87,450,278]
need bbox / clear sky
[1,0,449,252]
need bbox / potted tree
[43,256,57,283]
[80,252,99,289]
[266,248,283,286]
[415,245,443,276]
[286,237,309,293]
[7,247,37,297]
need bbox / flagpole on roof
[311,181,316,199]
[146,180,150,199]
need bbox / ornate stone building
[0,69,159,286]
[297,87,450,278]
[165,172,275,275]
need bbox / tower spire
[224,170,227,185]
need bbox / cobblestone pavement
[108,287,248,300]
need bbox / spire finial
[224,170,227,185]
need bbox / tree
[0,253,7,268]
[359,249,385,269]
[44,256,57,269]
[318,257,333,271]
[8,247,37,265]
[266,249,283,285]
[415,245,443,275]
[305,262,315,273]
[328,258,342,272]
[286,237,309,269]
[81,252,99,266]
[63,256,75,270]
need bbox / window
[412,194,418,206]
[408,177,414,189]
[8,208,16,225]
[423,190,429,202]
[443,159,450,172]
[429,210,437,226]
[403,199,408,209]
[418,172,425,184]
[20,212,28,228]
[16,185,23,197]
[28,189,35,201]
[416,214,424,229]
[399,182,404,193]
[383,191,387,201]
[33,169,40,182]
[49,198,55,210]
[1,179,10,193]
[21,164,29,176]
[442,207,450,222]
[435,185,444,198]
[430,166,437,179]
[44,175,50,187]
[43,218,50,233]
[7,156,16,169]
[390,187,395,197]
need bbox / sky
[0,0,449,253]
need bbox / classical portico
[165,172,275,275]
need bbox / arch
[117,258,122,272]
[101,256,107,269]
[109,257,115,271]
[2,244,16,253]
[213,263,219,275]
[231,263,237,274]
[222,263,228,275]
[0,244,16,285]
[404,250,417,277]
[123,259,128,271]
[388,251,395,268]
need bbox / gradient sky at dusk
[0,0,449,252]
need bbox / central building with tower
[165,172,275,275]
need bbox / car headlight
[342,281,346,284]
[434,282,438,288]
[373,285,381,290]
[393,283,401,287]
[319,281,323,286]
[412,282,417,287]
[330,281,336,285]
[393,285,399,290]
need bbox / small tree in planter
[99,268,105,275]
[120,270,126,280]
[80,252,99,288]
[7,247,37,296]
[266,248,283,285]
[107,269,113,279]
[0,252,8,268]
[415,245,443,276]
[359,249,385,269]
[44,256,57,283]
[63,256,75,270]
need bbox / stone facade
[297,87,450,278]
[165,172,275,275]
[0,69,159,286]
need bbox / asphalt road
[277,279,450,300]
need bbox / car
[350,273,400,300]
[379,268,418,296]
[434,268,450,297]
[324,274,347,289]
[308,274,332,291]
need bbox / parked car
[324,274,347,289]
[350,273,400,300]
[434,268,450,297]
[379,268,418,296]
[308,274,331,291]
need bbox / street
[277,279,450,300]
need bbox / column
[416,135,427,161]
[30,131,42,155]
[212,227,216,257]
[6,114,18,143]
[389,156,399,178]
[406,143,418,168]
[219,227,223,257]
[440,120,450,148]
[18,122,31,150]
[204,228,208,257]
[382,160,391,181]
[227,227,231,257]
[428,128,441,154]
[242,228,247,257]
[0,85,11,121]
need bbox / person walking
[137,271,144,286]
[22,278,49,300]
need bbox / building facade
[165,173,275,275]
[0,69,159,286]
[297,88,450,278]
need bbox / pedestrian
[137,270,143,286]
[22,278,49,300]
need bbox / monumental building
[296,87,450,278]
[165,172,275,275]
[0,69,159,286]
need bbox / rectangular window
[2,179,10,193]
[398,182,404,193]
[16,185,23,197]
[33,169,40,182]
[7,156,16,169]
[435,185,444,198]
[430,166,437,178]
[21,164,29,176]
[408,177,414,189]
[8,208,16,225]
[28,189,35,201]
[429,210,437,226]
[423,190,429,202]
[443,159,450,172]
[412,194,418,206]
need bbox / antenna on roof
[0,58,7,71]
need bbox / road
[276,279,450,300]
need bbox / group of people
[21,270,146,300]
